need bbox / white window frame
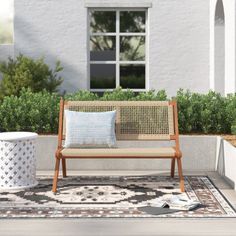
[88,8,149,92]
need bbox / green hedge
[0,89,60,133]
[175,89,234,134]
[0,88,235,134]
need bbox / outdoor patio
[0,137,236,236]
[1,0,236,235]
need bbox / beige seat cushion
[61,147,176,158]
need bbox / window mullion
[88,9,91,90]
[145,9,148,91]
[116,10,120,88]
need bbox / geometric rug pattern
[0,176,235,218]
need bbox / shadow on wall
[214,0,225,95]
[9,16,87,93]
[216,138,236,189]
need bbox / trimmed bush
[200,91,228,133]
[101,87,136,101]
[65,90,99,101]
[0,54,63,98]
[100,88,168,101]
[226,94,236,135]
[174,89,231,134]
[0,88,235,134]
[0,88,60,133]
[135,90,167,101]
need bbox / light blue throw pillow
[64,110,116,148]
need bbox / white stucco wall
[0,0,211,95]
[0,45,14,61]
[216,137,236,190]
[36,135,217,171]
[210,0,236,95]
[223,0,236,94]
[149,0,210,95]
[14,0,88,92]
[214,24,224,94]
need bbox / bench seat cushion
[61,147,176,158]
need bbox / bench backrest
[57,100,180,146]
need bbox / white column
[223,0,236,95]
[209,0,218,91]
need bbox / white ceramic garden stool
[0,132,38,190]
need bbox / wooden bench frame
[52,99,184,192]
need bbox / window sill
[84,0,152,8]
[90,89,148,92]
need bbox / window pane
[90,11,116,33]
[0,0,13,44]
[90,64,116,89]
[90,36,116,61]
[120,36,145,61]
[120,11,145,33]
[120,64,145,89]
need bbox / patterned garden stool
[0,132,38,190]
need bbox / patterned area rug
[0,176,235,218]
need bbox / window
[89,9,147,91]
[0,0,13,44]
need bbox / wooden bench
[52,99,184,192]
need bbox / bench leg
[62,158,67,178]
[177,158,185,192]
[52,158,60,193]
[171,158,175,178]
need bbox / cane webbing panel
[63,101,175,140]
